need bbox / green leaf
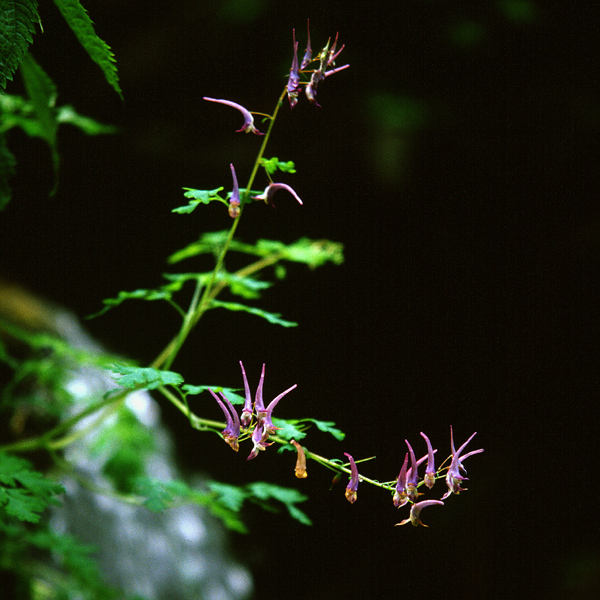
[271,418,308,442]
[172,187,226,214]
[207,481,247,512]
[225,272,272,299]
[0,0,39,89]
[52,0,121,97]
[0,452,64,523]
[247,482,311,526]
[182,384,246,405]
[210,300,298,327]
[260,156,297,175]
[109,364,184,390]
[304,418,346,441]
[279,238,345,268]
[137,478,248,532]
[56,104,116,134]
[19,52,59,193]
[0,131,16,209]
[134,477,188,512]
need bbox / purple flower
[405,439,420,502]
[393,453,409,508]
[253,363,297,435]
[208,389,240,452]
[344,452,359,503]
[246,422,272,461]
[203,97,264,136]
[239,360,253,428]
[420,432,436,489]
[252,183,303,206]
[442,427,484,500]
[395,500,444,528]
[228,163,241,218]
[300,19,312,70]
[286,30,300,109]
[305,34,349,107]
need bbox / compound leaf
[109,364,184,390]
[0,452,64,523]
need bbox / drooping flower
[252,182,303,206]
[290,439,307,478]
[300,19,312,70]
[344,452,359,503]
[393,453,409,508]
[246,422,271,461]
[253,363,297,435]
[420,432,436,489]
[239,360,253,428]
[442,427,484,500]
[305,34,349,107]
[228,163,241,218]
[405,439,421,502]
[203,97,264,135]
[286,30,300,109]
[395,500,444,528]
[208,389,240,452]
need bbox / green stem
[152,87,288,371]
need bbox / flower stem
[152,87,288,372]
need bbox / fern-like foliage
[52,0,122,98]
[0,0,39,89]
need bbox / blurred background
[2,1,599,598]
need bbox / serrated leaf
[172,186,226,214]
[271,418,308,442]
[109,364,184,390]
[304,418,346,440]
[0,0,39,89]
[0,452,64,523]
[52,0,121,97]
[210,300,298,327]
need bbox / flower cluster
[344,427,484,527]
[201,24,348,218]
[286,21,350,108]
[210,361,296,461]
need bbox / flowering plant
[1,19,483,535]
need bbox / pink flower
[228,163,241,218]
[344,452,359,503]
[442,427,484,499]
[395,500,444,528]
[252,183,303,206]
[203,97,264,135]
[208,389,240,452]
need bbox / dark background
[2,1,600,598]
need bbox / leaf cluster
[0,0,119,207]
[0,452,63,523]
